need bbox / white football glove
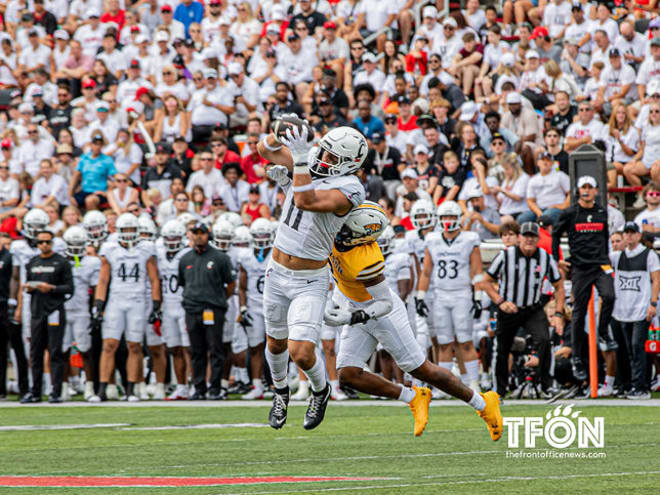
[266,164,291,187]
[324,307,353,327]
[280,125,312,164]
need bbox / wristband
[261,136,282,152]
[7,298,17,307]
[293,164,309,174]
[471,274,484,285]
[652,302,657,307]
[495,298,505,307]
[292,183,315,193]
[240,305,247,313]
[416,290,426,299]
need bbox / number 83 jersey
[99,240,156,299]
[273,176,365,261]
[424,231,479,292]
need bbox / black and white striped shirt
[487,246,561,309]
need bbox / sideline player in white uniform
[62,226,101,401]
[157,219,192,400]
[415,201,484,393]
[91,213,162,402]
[323,202,503,440]
[137,216,167,400]
[257,123,366,430]
[377,226,414,385]
[237,218,274,400]
[82,210,109,250]
[10,209,66,341]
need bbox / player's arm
[238,266,248,307]
[94,256,110,302]
[325,274,394,326]
[257,133,293,170]
[469,246,483,280]
[146,256,161,304]
[416,248,433,293]
[397,265,413,301]
[294,186,353,215]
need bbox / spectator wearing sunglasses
[634,184,660,235]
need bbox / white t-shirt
[611,244,660,322]
[542,1,572,39]
[0,176,19,212]
[635,57,660,87]
[604,126,639,164]
[565,119,606,142]
[599,63,636,100]
[74,24,104,57]
[358,0,398,32]
[31,174,69,207]
[527,169,570,210]
[634,207,660,231]
[642,124,660,168]
[498,173,530,215]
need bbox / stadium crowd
[1,0,660,405]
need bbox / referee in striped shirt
[481,222,565,397]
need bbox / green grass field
[1,402,659,494]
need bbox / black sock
[98,382,107,397]
[126,382,135,396]
[275,385,289,396]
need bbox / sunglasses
[37,239,52,245]
[492,141,504,146]
[27,131,38,135]
[128,209,139,214]
[115,178,127,183]
[652,110,660,114]
[0,166,9,170]
[175,197,188,202]
[163,71,173,75]
[200,157,213,161]
[648,191,660,197]
[444,26,455,30]
[212,200,224,205]
[248,141,259,145]
[578,108,592,112]
[193,77,203,82]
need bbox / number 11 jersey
[273,176,365,261]
[99,240,157,299]
[424,231,479,292]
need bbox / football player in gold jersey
[325,202,503,440]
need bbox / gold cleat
[477,391,503,441]
[408,386,431,437]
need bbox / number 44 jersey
[273,176,365,261]
[99,240,157,300]
[424,231,480,293]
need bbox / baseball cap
[135,34,149,44]
[571,1,582,10]
[443,17,458,28]
[529,26,549,40]
[491,132,505,143]
[467,187,483,200]
[608,47,621,58]
[423,5,438,18]
[190,222,209,234]
[209,0,222,4]
[287,33,300,42]
[54,29,69,40]
[219,16,231,26]
[87,7,101,18]
[577,175,597,188]
[271,5,286,21]
[650,18,660,29]
[130,25,140,33]
[227,62,243,76]
[266,24,280,34]
[538,214,555,227]
[56,144,73,155]
[249,186,260,194]
[161,5,173,12]
[520,222,540,237]
[623,221,640,233]
[324,21,337,30]
[525,50,540,59]
[134,86,150,100]
[459,101,477,121]
[506,92,522,104]
[96,101,110,112]
[362,52,377,63]
[401,168,418,180]
[417,113,437,126]
[371,132,384,144]
[18,102,33,114]
[1,138,12,149]
[82,79,97,89]
[155,141,170,154]
[156,30,169,42]
[414,144,429,155]
[203,68,218,79]
[564,37,579,46]
[397,95,411,105]
[648,80,660,96]
[129,59,140,69]
[28,29,39,37]
[500,52,515,67]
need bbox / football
[271,114,314,143]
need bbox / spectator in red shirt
[241,186,271,222]
[240,133,268,184]
[405,37,428,76]
[101,0,126,33]
[538,213,563,260]
[211,137,240,169]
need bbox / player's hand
[148,309,162,325]
[91,299,104,325]
[415,297,429,317]
[471,300,482,319]
[238,305,253,329]
[499,301,518,314]
[266,164,291,187]
[324,307,352,326]
[280,125,312,164]
[349,310,370,325]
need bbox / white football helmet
[63,225,88,257]
[376,225,395,256]
[337,201,388,246]
[116,212,140,247]
[410,199,437,230]
[23,208,49,240]
[177,212,197,229]
[310,126,368,177]
[82,210,108,242]
[232,225,252,248]
[219,211,243,228]
[138,216,157,241]
[161,219,186,253]
[212,219,234,251]
[250,218,275,249]
[436,200,462,232]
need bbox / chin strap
[257,248,264,262]
[74,254,80,268]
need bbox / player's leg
[146,319,167,399]
[71,313,95,399]
[163,309,189,399]
[242,312,266,400]
[125,301,147,401]
[321,323,346,400]
[95,298,125,401]
[230,320,249,394]
[452,298,480,392]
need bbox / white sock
[266,348,289,390]
[461,373,469,385]
[398,384,416,404]
[330,379,340,390]
[252,378,263,391]
[468,390,485,411]
[303,347,327,393]
[438,362,453,373]
[465,360,480,384]
[604,375,615,388]
[221,379,229,389]
[239,367,249,383]
[297,379,309,391]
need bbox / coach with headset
[552,176,616,383]
[178,222,235,400]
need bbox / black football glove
[238,306,253,329]
[471,300,483,319]
[148,300,162,324]
[91,299,105,325]
[415,298,429,318]
[349,310,370,325]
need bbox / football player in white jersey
[62,226,101,401]
[138,216,167,400]
[10,209,66,341]
[82,210,109,250]
[157,220,192,400]
[91,213,162,402]
[257,123,367,430]
[377,226,414,385]
[324,202,502,440]
[415,201,484,393]
[237,218,274,400]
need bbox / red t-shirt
[215,150,241,169]
[398,115,418,132]
[101,10,126,34]
[240,154,268,184]
[400,216,415,231]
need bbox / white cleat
[87,395,101,403]
[139,382,150,400]
[152,383,166,400]
[83,382,95,401]
[597,385,614,397]
[127,395,140,403]
[106,385,119,401]
[291,383,310,401]
[331,387,348,401]
[432,387,451,399]
[60,383,71,402]
[166,385,189,401]
[241,387,265,400]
